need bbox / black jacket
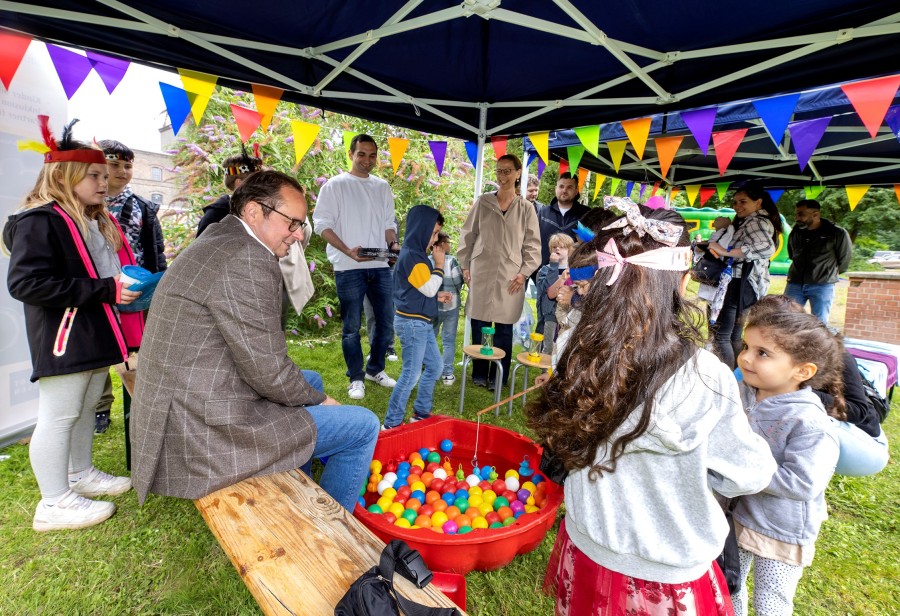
[4,204,129,381]
[787,218,852,285]
[196,194,230,237]
[535,198,592,266]
[114,194,168,273]
[814,350,881,438]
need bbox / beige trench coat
[457,192,541,324]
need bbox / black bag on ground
[716,497,741,595]
[691,252,727,285]
[858,370,891,423]
[334,539,460,616]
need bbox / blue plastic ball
[454,489,469,501]
[440,439,453,453]
[480,466,493,480]
[358,496,366,507]
[441,492,456,505]
[418,447,431,459]
[410,490,426,502]
[393,477,408,488]
[532,474,545,484]
[397,461,411,471]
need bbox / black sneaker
[472,378,488,388]
[94,411,111,434]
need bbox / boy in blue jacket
[383,205,445,429]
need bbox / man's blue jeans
[784,282,836,324]
[335,268,395,382]
[300,370,379,511]
[432,307,460,377]
[384,316,442,428]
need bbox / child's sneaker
[409,414,429,424]
[69,467,132,497]
[348,380,366,400]
[365,371,397,388]
[387,347,399,362]
[33,490,115,532]
[441,374,455,386]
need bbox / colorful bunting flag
[638,183,646,201]
[894,184,900,206]
[684,184,701,206]
[699,187,716,206]
[464,141,478,168]
[230,104,262,142]
[526,151,537,168]
[388,137,410,173]
[574,125,601,157]
[593,174,607,201]
[178,69,218,123]
[609,178,621,196]
[290,120,320,164]
[621,117,652,160]
[529,131,550,163]
[559,159,569,176]
[537,158,546,179]
[715,182,732,201]
[845,185,870,211]
[625,181,634,198]
[607,140,627,173]
[0,31,31,89]
[652,181,661,196]
[789,116,831,172]
[841,75,900,138]
[767,189,785,204]
[654,135,684,180]
[343,131,358,164]
[490,135,507,159]
[45,44,93,100]
[669,187,681,203]
[252,83,284,131]
[712,128,748,175]
[804,185,825,200]
[885,105,900,141]
[680,107,717,156]
[84,51,130,94]
[752,93,800,147]
[158,82,192,136]
[566,145,585,174]
[577,168,589,191]
[429,140,448,176]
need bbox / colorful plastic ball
[393,478,408,489]
[489,521,504,529]
[409,481,426,494]
[481,490,497,505]
[382,488,397,501]
[501,490,517,503]
[517,488,531,503]
[509,500,525,514]
[485,511,501,525]
[406,498,422,512]
[493,496,510,510]
[382,512,397,525]
[454,489,469,501]
[478,480,492,491]
[394,518,412,528]
[425,462,440,473]
[383,471,398,484]
[410,490,426,502]
[426,451,441,464]
[532,474,545,485]
[358,496,366,506]
[398,460,411,470]
[455,514,472,528]
[476,502,493,516]
[444,506,461,520]
[502,516,516,527]
[440,439,453,452]
[471,516,488,529]
[468,485,483,496]
[457,525,473,534]
[418,447,431,459]
[505,476,520,492]
[367,504,384,514]
[441,492,456,506]
[397,485,412,497]
[419,504,435,517]
[496,506,514,520]
[442,520,459,534]
[401,509,418,524]
[377,479,393,495]
[370,460,383,474]
[388,502,405,518]
[513,510,525,519]
[480,466,493,480]
[453,498,469,513]
[505,469,519,479]
[432,468,448,481]
[377,496,393,511]
[491,479,507,494]
[465,474,480,487]
[431,500,448,513]
[431,511,449,528]
[414,514,432,528]
[409,460,425,472]
[393,494,408,506]
[467,494,483,509]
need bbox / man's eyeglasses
[496,168,517,176]
[257,202,306,232]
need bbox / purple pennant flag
[159,82,192,137]
[85,51,130,94]
[45,44,93,100]
[788,116,832,172]
[638,183,646,201]
[428,140,448,176]
[752,93,800,147]
[885,105,900,142]
[766,189,785,204]
[680,107,718,156]
[537,157,546,179]
[464,141,478,168]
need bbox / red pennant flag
[652,181,661,196]
[490,135,507,159]
[699,187,716,206]
[712,128,748,176]
[841,75,900,138]
[230,104,262,142]
[0,32,32,89]
[559,159,569,176]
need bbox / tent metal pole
[464,104,489,351]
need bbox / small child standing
[535,233,575,354]
[383,205,445,429]
[731,297,842,616]
[430,231,464,385]
[695,215,734,302]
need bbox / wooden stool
[507,351,551,415]
[458,344,506,414]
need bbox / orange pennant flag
[559,159,569,176]
[251,83,284,131]
[621,117,652,160]
[577,168,589,191]
[845,185,870,211]
[490,135,507,159]
[699,187,716,206]
[894,184,900,206]
[607,140,627,173]
[230,104,262,142]
[841,75,900,138]
[712,128,748,175]
[685,184,701,206]
[654,136,683,180]
[388,137,410,174]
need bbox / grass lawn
[1,277,897,615]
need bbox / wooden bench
[195,469,467,615]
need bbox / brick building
[129,148,177,212]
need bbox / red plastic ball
[491,480,507,494]
[485,511,501,525]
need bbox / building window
[151,193,164,205]
[151,166,163,181]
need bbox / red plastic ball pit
[354,416,563,574]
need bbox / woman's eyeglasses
[257,202,306,232]
[496,168,517,176]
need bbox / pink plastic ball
[442,520,459,534]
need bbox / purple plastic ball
[517,488,531,502]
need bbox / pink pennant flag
[490,135,507,159]
[712,128,748,175]
[429,140,448,176]
[85,51,130,94]
[0,32,32,89]
[45,44,93,99]
[680,107,717,156]
[230,104,262,142]
[789,116,832,172]
[841,75,900,138]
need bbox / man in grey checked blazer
[130,171,379,511]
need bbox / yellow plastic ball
[431,511,449,528]
[376,496,393,511]
[388,502,406,518]
[521,481,536,493]
[481,490,497,504]
[471,516,489,529]
[467,494,483,508]
[382,488,397,501]
[477,502,493,516]
[467,485,483,496]
[410,481,427,493]
[504,469,519,479]
[370,460,383,474]
[394,518,412,528]
[524,505,539,513]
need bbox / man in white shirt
[313,135,399,400]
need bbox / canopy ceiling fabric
[2,0,900,141]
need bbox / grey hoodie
[564,349,776,584]
[732,384,839,547]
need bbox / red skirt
[543,518,735,616]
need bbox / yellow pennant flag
[388,137,410,174]
[669,187,681,203]
[621,117,652,160]
[685,184,701,206]
[845,185,870,211]
[290,120,320,164]
[178,69,218,124]
[529,131,549,163]
[574,125,601,158]
[252,83,284,131]
[607,141,627,173]
[343,131,359,165]
[610,178,622,196]
[593,174,607,201]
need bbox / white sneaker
[348,380,366,400]
[441,375,455,386]
[69,467,132,497]
[387,350,399,362]
[33,490,115,532]
[365,371,397,388]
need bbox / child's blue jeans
[384,315,442,427]
[432,307,460,377]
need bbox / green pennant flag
[574,125,601,158]
[804,185,825,200]
[610,178,622,196]
[566,145,585,174]
[715,182,732,202]
[343,131,359,165]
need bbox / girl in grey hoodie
[731,298,843,616]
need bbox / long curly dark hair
[525,205,707,478]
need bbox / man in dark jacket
[535,172,591,268]
[785,199,852,324]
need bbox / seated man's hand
[535,372,550,387]
[322,395,341,406]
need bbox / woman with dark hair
[708,180,783,368]
[457,153,541,391]
[528,197,775,616]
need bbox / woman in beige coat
[457,153,541,391]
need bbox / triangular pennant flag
[229,104,262,142]
[712,128,748,175]
[45,44,93,100]
[845,185,870,211]
[490,135,507,159]
[680,107,717,155]
[789,117,831,172]
[566,145,585,174]
[654,135,684,180]
[715,182,732,201]
[529,131,550,163]
[652,181,661,196]
[767,189,785,204]
[559,159,569,176]
[526,151,537,168]
[577,168,589,191]
[574,125,600,158]
[607,140,627,173]
[158,82,192,136]
[884,105,900,141]
[699,187,716,206]
[895,185,900,206]
[290,120,320,164]
[464,141,478,168]
[343,131,358,164]
[804,185,825,200]
[429,140,448,176]
[85,51,129,94]
[670,187,681,203]
[0,32,31,89]
[625,181,635,198]
[251,83,284,131]
[752,93,800,146]
[388,138,410,174]
[841,75,900,138]
[537,158,546,179]
[610,178,621,196]
[593,174,606,201]
[621,117,652,160]
[685,184,701,206]
[178,69,218,123]
[638,183,646,201]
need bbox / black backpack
[858,370,891,423]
